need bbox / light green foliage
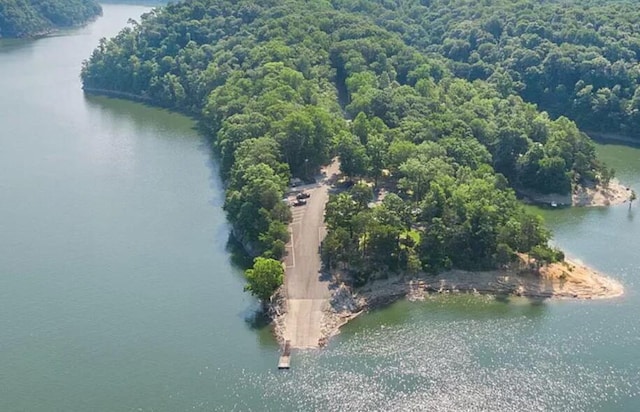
[365,134,388,186]
[325,193,359,236]
[275,106,336,177]
[244,257,284,302]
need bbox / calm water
[1,4,640,411]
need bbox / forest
[0,0,102,37]
[81,0,627,294]
[334,0,640,138]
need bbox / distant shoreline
[586,131,640,147]
[1,12,102,40]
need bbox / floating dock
[277,340,291,369]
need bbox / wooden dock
[277,340,291,369]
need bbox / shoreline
[83,87,153,103]
[313,258,624,345]
[519,179,632,207]
[271,181,632,348]
[4,11,103,40]
[586,131,640,147]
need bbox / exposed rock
[572,179,630,207]
[518,179,631,207]
[267,286,288,346]
[330,283,360,313]
[311,258,623,346]
[231,226,261,258]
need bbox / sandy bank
[319,258,623,344]
[519,179,632,207]
[573,180,632,207]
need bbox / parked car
[292,199,307,206]
[341,180,355,189]
[296,192,310,200]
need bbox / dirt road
[283,159,339,348]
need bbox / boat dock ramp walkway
[278,340,291,369]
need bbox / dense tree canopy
[332,0,640,138]
[81,0,614,284]
[0,0,101,37]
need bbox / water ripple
[240,299,638,411]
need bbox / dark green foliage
[81,0,615,280]
[336,131,369,178]
[244,257,284,302]
[0,0,101,37]
[331,0,640,139]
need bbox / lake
[1,4,639,411]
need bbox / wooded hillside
[0,0,101,37]
[82,0,627,279]
[334,0,640,137]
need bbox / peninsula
[79,0,633,349]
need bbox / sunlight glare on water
[250,296,638,411]
[2,3,640,411]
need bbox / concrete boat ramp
[278,160,340,368]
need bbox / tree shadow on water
[226,233,253,270]
[243,304,280,349]
[494,293,549,307]
[243,304,271,329]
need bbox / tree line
[81,0,611,299]
[333,0,640,139]
[0,0,102,37]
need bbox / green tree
[244,257,284,302]
[350,182,373,209]
[336,131,369,178]
[80,0,601,285]
[366,133,388,187]
[0,0,102,38]
[325,193,358,237]
[528,245,561,273]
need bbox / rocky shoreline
[268,287,288,346]
[519,179,632,207]
[309,258,625,346]
[269,177,633,349]
[269,180,631,347]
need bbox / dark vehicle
[296,192,311,200]
[292,199,307,206]
[341,180,355,189]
